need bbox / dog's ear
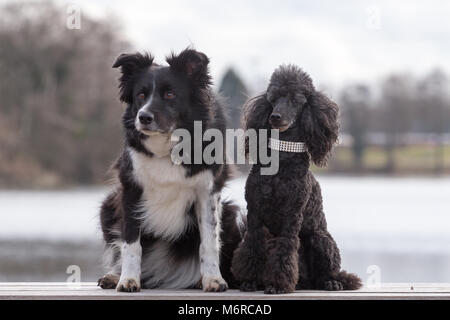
[112,52,153,103]
[299,91,339,166]
[243,94,272,131]
[242,94,272,157]
[166,48,211,87]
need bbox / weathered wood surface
[0,283,449,300]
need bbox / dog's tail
[336,270,363,290]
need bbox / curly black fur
[232,65,362,293]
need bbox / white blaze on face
[135,79,156,130]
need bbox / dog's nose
[138,111,154,125]
[270,113,282,123]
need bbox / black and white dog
[97,49,244,292]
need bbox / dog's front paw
[240,281,257,292]
[116,277,141,292]
[97,274,119,289]
[202,276,228,292]
[323,280,343,291]
[264,285,292,294]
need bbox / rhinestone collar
[268,138,307,153]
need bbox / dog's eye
[138,93,145,100]
[267,95,276,105]
[164,90,176,100]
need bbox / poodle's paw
[97,274,119,289]
[324,280,343,291]
[240,281,257,292]
[264,285,292,295]
[202,275,228,292]
[116,277,141,292]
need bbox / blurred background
[0,0,449,284]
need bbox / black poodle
[231,65,362,294]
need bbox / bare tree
[340,85,371,171]
[378,74,414,173]
[416,69,449,174]
[0,1,129,187]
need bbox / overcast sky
[15,0,450,93]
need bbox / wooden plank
[0,283,449,300]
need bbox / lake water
[1,176,449,283]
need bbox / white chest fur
[129,149,213,241]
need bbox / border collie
[97,49,244,292]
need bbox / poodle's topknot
[268,65,315,97]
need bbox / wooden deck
[0,283,449,300]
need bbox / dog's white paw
[202,275,228,292]
[116,277,141,292]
